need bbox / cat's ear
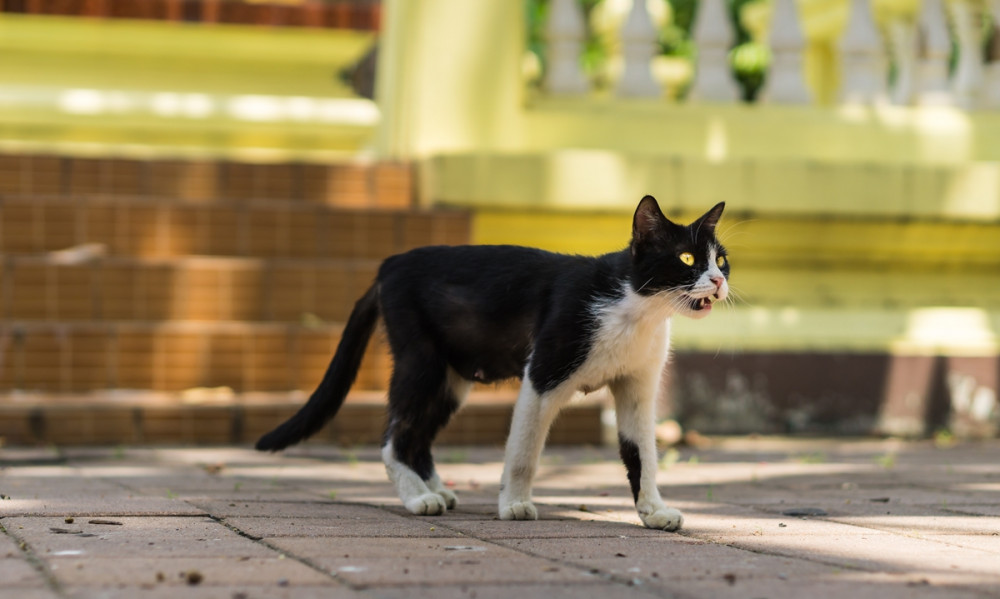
[631,195,669,256]
[694,202,725,235]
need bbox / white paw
[405,493,448,516]
[499,500,538,521]
[436,488,458,510]
[640,506,684,531]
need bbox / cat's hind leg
[610,374,683,531]
[383,354,469,516]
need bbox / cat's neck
[592,281,678,329]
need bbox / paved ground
[1,437,999,599]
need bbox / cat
[256,195,729,531]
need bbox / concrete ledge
[0,392,604,447]
[427,152,1000,222]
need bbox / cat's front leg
[499,381,564,520]
[611,375,683,532]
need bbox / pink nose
[709,275,725,290]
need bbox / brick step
[0,393,605,447]
[0,196,470,259]
[0,153,411,208]
[0,320,393,394]
[2,255,379,323]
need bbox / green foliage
[526,0,774,102]
[659,0,698,59]
[875,453,897,470]
[525,0,551,76]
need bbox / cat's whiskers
[721,284,747,308]
[635,277,656,294]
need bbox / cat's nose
[709,275,725,290]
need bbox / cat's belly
[448,345,530,384]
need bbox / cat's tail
[255,284,380,452]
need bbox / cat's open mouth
[690,294,718,311]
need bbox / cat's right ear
[631,195,669,257]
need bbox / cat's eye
[716,255,727,268]
[679,252,695,266]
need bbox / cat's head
[629,195,729,319]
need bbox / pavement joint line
[427,518,670,595]
[0,518,67,597]
[206,512,364,592]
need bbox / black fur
[618,434,643,502]
[256,197,727,486]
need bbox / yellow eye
[716,255,727,268]
[679,252,695,266]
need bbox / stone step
[0,153,411,208]
[1,255,379,324]
[0,195,469,259]
[0,320,392,395]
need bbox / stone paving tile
[227,515,462,539]
[0,554,48,587]
[4,516,274,559]
[367,582,664,599]
[1,529,28,552]
[67,586,364,599]
[940,504,1000,517]
[828,512,1000,536]
[494,535,834,582]
[268,536,531,560]
[717,527,1000,585]
[378,499,583,523]
[225,463,391,487]
[47,556,331,588]
[0,590,61,599]
[0,476,207,517]
[296,487,402,508]
[187,500,390,520]
[915,534,1000,554]
[292,550,594,587]
[107,474,297,496]
[664,574,990,599]
[180,490,327,503]
[685,510,908,540]
[437,517,667,540]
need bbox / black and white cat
[257,196,729,531]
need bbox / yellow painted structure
[374,0,1000,356]
[0,14,376,159]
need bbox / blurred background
[0,0,997,448]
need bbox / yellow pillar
[374,0,526,160]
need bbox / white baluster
[886,18,919,105]
[617,0,662,97]
[950,0,986,108]
[691,0,738,101]
[839,0,887,105]
[544,0,590,95]
[982,0,1000,107]
[918,0,953,105]
[764,0,811,103]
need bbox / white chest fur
[571,287,673,392]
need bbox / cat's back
[378,244,581,291]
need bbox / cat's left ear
[694,202,725,235]
[631,195,670,256]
